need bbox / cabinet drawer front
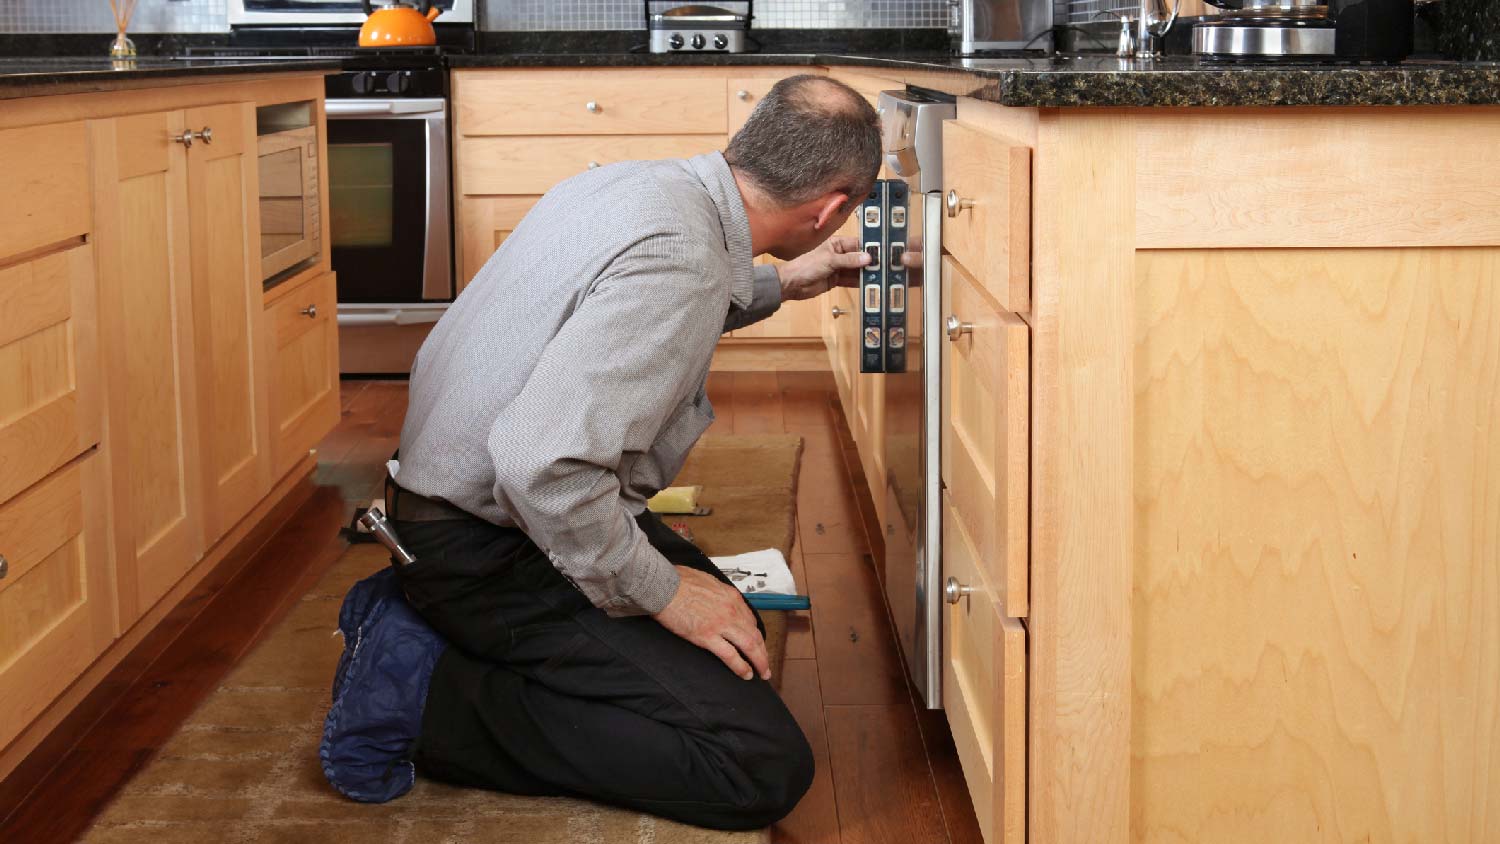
[941,256,1029,617]
[0,455,114,751]
[0,245,101,506]
[941,120,1031,313]
[943,491,1026,844]
[459,135,726,196]
[0,122,90,263]
[267,272,339,478]
[458,71,728,136]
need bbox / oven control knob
[387,71,411,94]
[668,33,684,50]
[691,33,705,49]
[713,33,729,50]
[351,71,374,94]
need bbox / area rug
[80,434,804,844]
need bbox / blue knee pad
[321,567,448,803]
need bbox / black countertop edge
[0,58,341,101]
[449,52,1500,108]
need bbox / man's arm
[721,264,783,333]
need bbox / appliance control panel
[649,27,747,53]
[327,68,447,99]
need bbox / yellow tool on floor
[647,485,711,515]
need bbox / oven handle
[326,99,447,117]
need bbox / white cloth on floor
[709,549,796,595]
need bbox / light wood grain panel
[941,256,1030,618]
[0,454,115,755]
[1028,110,1135,844]
[187,102,272,544]
[0,122,89,263]
[91,111,205,626]
[941,120,1031,314]
[1132,246,1500,844]
[956,96,1040,150]
[459,134,726,195]
[266,271,339,479]
[1135,108,1500,249]
[943,491,1027,844]
[455,195,539,290]
[457,70,727,136]
[0,246,100,507]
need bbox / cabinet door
[457,195,538,292]
[186,102,273,543]
[267,271,340,479]
[91,111,205,625]
[0,454,114,754]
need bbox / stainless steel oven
[325,70,452,331]
[229,0,472,26]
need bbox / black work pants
[389,509,813,831]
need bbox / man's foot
[321,567,448,803]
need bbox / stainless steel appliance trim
[336,303,450,326]
[229,0,473,25]
[1192,22,1336,56]
[920,189,945,709]
[954,0,1055,53]
[326,97,453,303]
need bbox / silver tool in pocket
[359,506,418,567]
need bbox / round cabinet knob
[713,33,729,49]
[193,126,213,145]
[300,304,318,318]
[586,100,600,113]
[736,89,751,101]
[944,576,974,606]
[173,130,193,148]
[831,306,847,319]
[0,554,8,580]
[945,189,974,218]
[690,33,705,49]
[946,314,973,342]
[668,33,684,50]
[587,161,600,170]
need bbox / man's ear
[812,192,850,232]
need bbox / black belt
[385,477,475,523]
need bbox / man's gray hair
[724,75,882,208]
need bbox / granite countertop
[448,52,1500,107]
[0,57,341,101]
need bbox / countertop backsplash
[481,0,950,31]
[0,0,228,34]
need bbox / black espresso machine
[1193,0,1414,61]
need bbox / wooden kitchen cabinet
[266,270,340,480]
[91,109,208,623]
[186,101,274,543]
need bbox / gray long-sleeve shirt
[395,152,781,616]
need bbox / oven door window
[328,118,430,303]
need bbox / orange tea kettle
[359,0,443,48]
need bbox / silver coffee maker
[949,0,1055,53]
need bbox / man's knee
[722,701,816,829]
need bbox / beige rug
[81,434,804,844]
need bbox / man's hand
[653,566,770,681]
[775,235,871,301]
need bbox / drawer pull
[945,314,973,341]
[0,554,7,580]
[586,101,601,113]
[172,130,194,148]
[587,161,600,170]
[193,126,214,145]
[736,89,751,101]
[945,576,973,607]
[831,306,847,319]
[300,304,318,318]
[945,189,974,218]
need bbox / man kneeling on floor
[320,74,882,830]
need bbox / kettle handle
[360,0,435,13]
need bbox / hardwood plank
[796,456,868,556]
[805,553,909,706]
[732,370,784,434]
[705,371,736,435]
[785,541,815,660]
[825,705,947,844]
[772,659,840,844]
[915,706,986,844]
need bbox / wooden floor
[0,371,980,844]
